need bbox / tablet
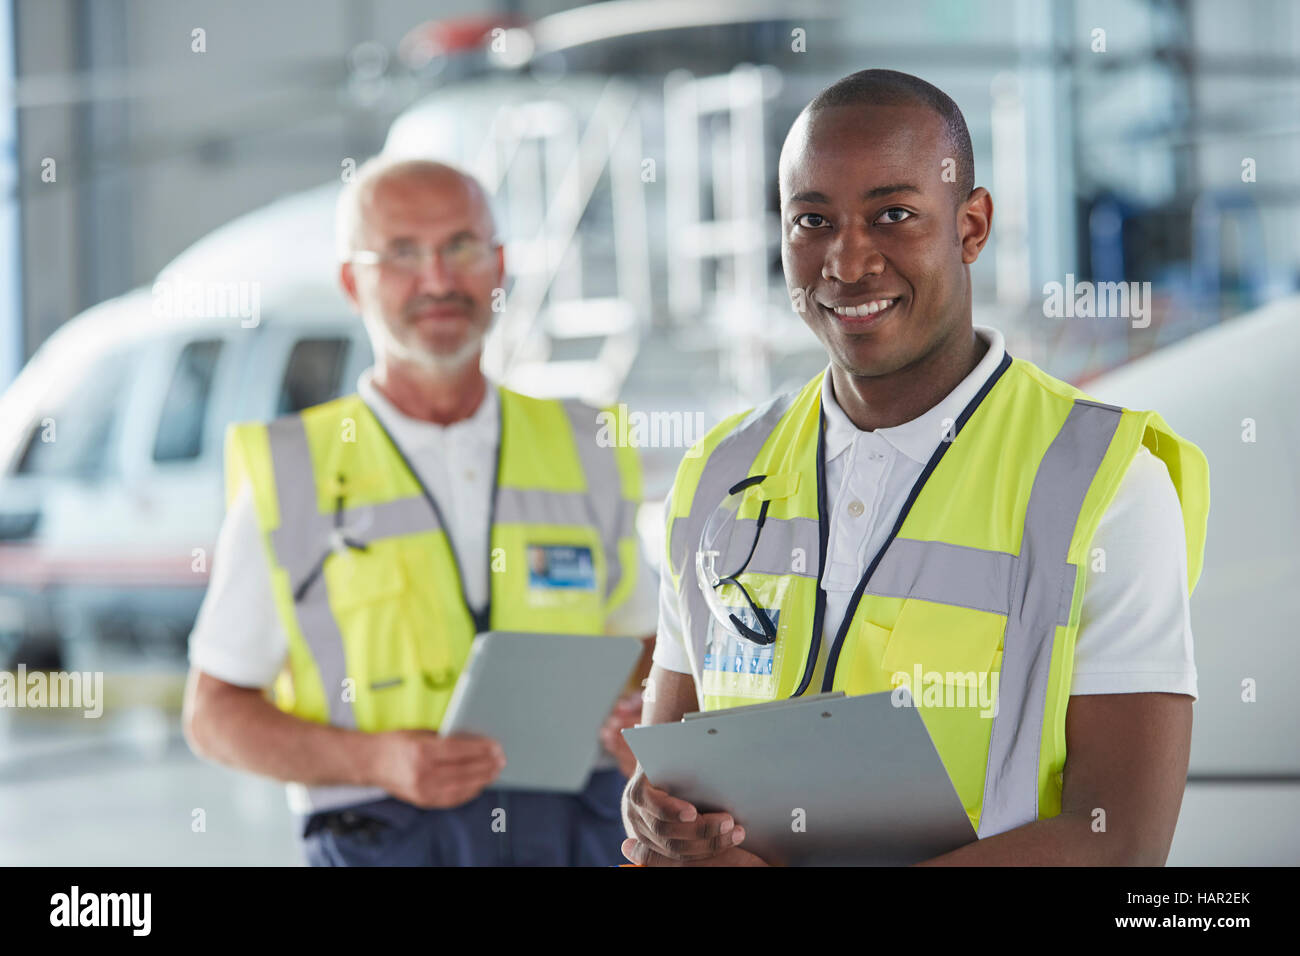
[622,689,977,865]
[439,631,643,792]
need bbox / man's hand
[620,765,747,863]
[600,690,643,778]
[374,729,505,809]
[622,840,769,867]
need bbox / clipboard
[438,631,643,792]
[622,689,977,865]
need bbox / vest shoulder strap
[223,419,276,523]
[666,373,823,582]
[1092,405,1210,594]
[1012,358,1209,593]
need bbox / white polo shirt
[189,369,658,808]
[653,325,1198,701]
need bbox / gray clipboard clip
[623,688,976,866]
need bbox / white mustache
[405,296,474,317]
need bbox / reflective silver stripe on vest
[864,539,1071,624]
[560,399,637,602]
[977,399,1122,838]
[264,417,399,730]
[714,516,821,579]
[496,487,592,527]
[270,496,445,583]
[670,390,803,674]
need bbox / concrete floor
[0,696,302,866]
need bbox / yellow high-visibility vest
[225,387,642,737]
[665,353,1209,837]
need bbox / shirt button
[847,499,865,517]
[869,452,883,461]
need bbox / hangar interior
[0,0,1296,865]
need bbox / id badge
[702,605,782,700]
[526,544,597,591]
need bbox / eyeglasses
[694,474,778,645]
[350,236,499,275]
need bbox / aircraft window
[15,348,133,479]
[152,339,224,463]
[277,337,351,415]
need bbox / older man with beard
[184,157,656,866]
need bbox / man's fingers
[621,835,757,867]
[645,808,733,840]
[636,779,705,824]
[602,709,639,734]
[654,826,746,861]
[629,804,740,859]
[624,775,742,860]
[621,837,644,865]
[435,735,505,762]
[429,756,505,786]
[621,838,681,867]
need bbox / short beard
[364,309,489,374]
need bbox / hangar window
[277,337,350,415]
[153,339,224,463]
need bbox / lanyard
[792,351,1013,696]
[361,390,503,635]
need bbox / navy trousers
[301,768,629,866]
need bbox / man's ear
[959,187,993,264]
[339,261,360,310]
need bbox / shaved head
[335,156,496,262]
[782,69,975,206]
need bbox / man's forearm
[915,810,1159,866]
[185,674,384,789]
[623,635,655,694]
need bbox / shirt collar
[820,325,1006,465]
[357,366,499,444]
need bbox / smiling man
[622,70,1210,866]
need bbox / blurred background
[0,0,1297,865]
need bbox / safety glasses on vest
[694,474,778,645]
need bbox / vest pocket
[877,600,1006,698]
[324,541,457,730]
[324,545,409,609]
[873,600,1006,829]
